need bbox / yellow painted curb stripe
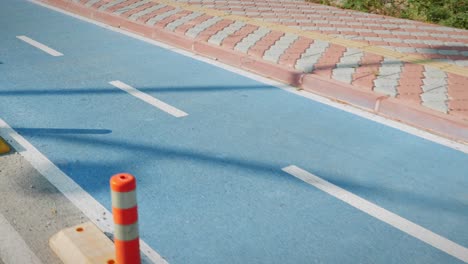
[0,137,10,154]
[151,0,468,77]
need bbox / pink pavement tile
[221,24,259,49]
[196,19,234,42]
[120,2,156,18]
[174,14,213,34]
[396,63,424,103]
[278,37,314,68]
[449,110,468,121]
[447,73,468,85]
[312,44,346,78]
[352,52,383,91]
[447,75,468,113]
[90,0,108,9]
[154,11,192,29]
[137,5,174,24]
[106,0,139,13]
[247,31,284,58]
[448,89,468,100]
[449,100,468,110]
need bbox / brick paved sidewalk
[39,0,468,140]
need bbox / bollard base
[50,221,115,264]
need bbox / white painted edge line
[28,0,468,154]
[109,80,188,118]
[0,118,168,264]
[0,212,43,264]
[16,35,63,56]
[282,165,468,263]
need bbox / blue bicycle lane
[1,1,467,263]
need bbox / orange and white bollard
[110,173,141,264]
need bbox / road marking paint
[0,118,167,264]
[16,35,63,56]
[282,165,468,263]
[0,212,43,264]
[109,80,188,118]
[31,0,468,155]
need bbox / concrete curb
[39,0,468,143]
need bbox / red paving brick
[196,19,234,42]
[397,63,425,103]
[248,31,284,58]
[106,0,140,13]
[120,2,156,18]
[137,5,174,24]
[352,52,383,91]
[154,11,192,29]
[313,44,346,78]
[221,24,259,49]
[41,0,468,137]
[278,37,314,68]
[175,14,212,34]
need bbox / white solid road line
[0,212,43,264]
[282,165,468,263]
[0,118,168,264]
[109,80,188,118]
[16,35,63,56]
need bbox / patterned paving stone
[107,0,141,13]
[113,0,152,15]
[174,14,212,34]
[128,4,166,21]
[312,44,347,78]
[221,24,259,49]
[263,33,298,63]
[248,30,284,58]
[234,27,271,53]
[278,37,314,68]
[352,52,383,91]
[373,58,403,97]
[196,19,234,41]
[52,0,468,119]
[186,16,223,38]
[396,63,424,103]
[332,48,364,84]
[295,40,329,73]
[165,11,203,31]
[421,66,449,112]
[146,8,181,26]
[84,0,100,8]
[121,2,156,17]
[208,21,246,46]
